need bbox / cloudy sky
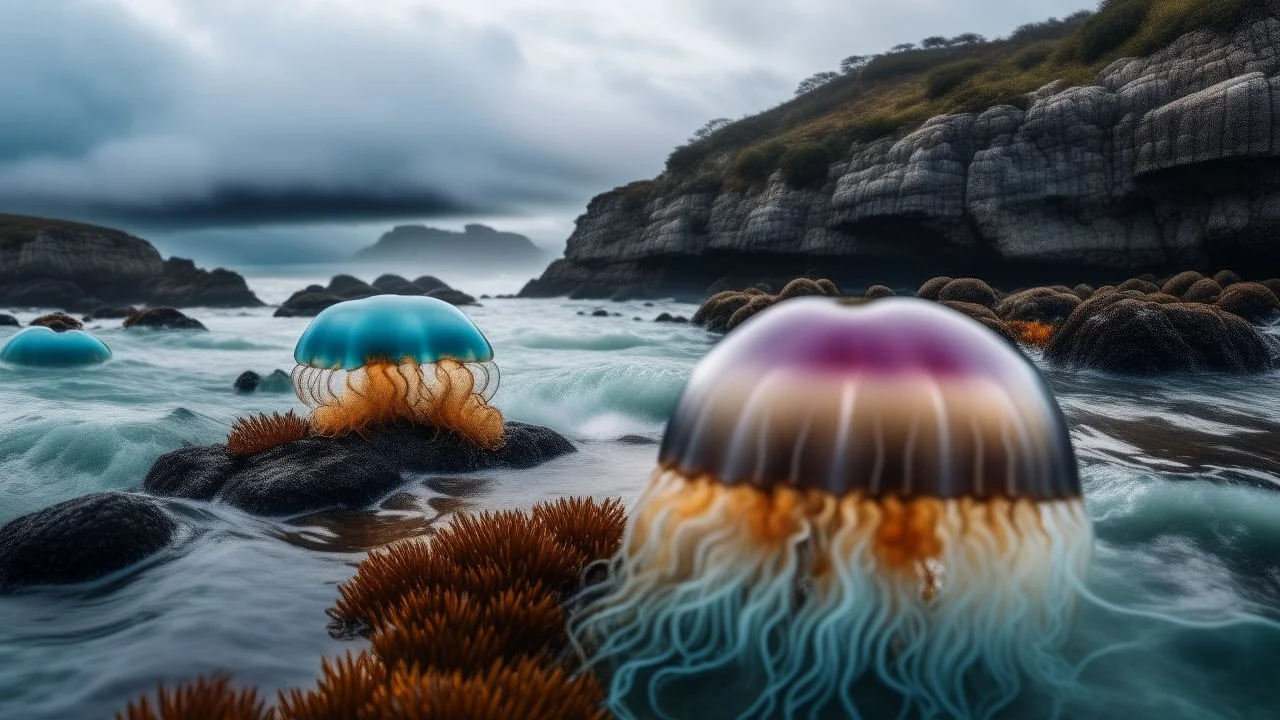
[1,0,1090,266]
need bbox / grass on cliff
[0,213,128,251]
[637,0,1269,199]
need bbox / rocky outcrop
[274,275,476,317]
[0,214,262,310]
[354,223,547,268]
[233,369,292,393]
[0,492,176,592]
[122,307,207,331]
[143,422,575,516]
[523,17,1280,298]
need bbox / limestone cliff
[522,17,1280,299]
[0,214,262,310]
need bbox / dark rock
[1212,269,1243,288]
[936,278,998,308]
[1045,292,1274,374]
[371,274,411,290]
[145,258,263,307]
[616,435,658,445]
[0,314,18,327]
[412,276,451,293]
[144,422,576,517]
[355,224,546,269]
[1182,278,1224,303]
[379,283,427,296]
[1216,283,1280,324]
[30,312,83,332]
[0,492,175,592]
[865,284,895,299]
[1263,279,1280,299]
[327,275,376,298]
[1071,283,1094,300]
[234,370,261,393]
[258,369,292,393]
[996,287,1081,323]
[644,302,654,307]
[0,279,89,310]
[274,291,344,318]
[1135,273,1158,284]
[654,313,689,323]
[480,294,491,299]
[941,300,1000,323]
[83,305,138,321]
[777,278,831,299]
[1116,278,1160,293]
[123,307,206,331]
[425,288,477,306]
[1161,271,1205,297]
[591,309,610,317]
[916,276,953,300]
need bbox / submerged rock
[144,422,576,516]
[29,312,83,332]
[123,307,207,330]
[82,305,138,321]
[233,369,292,393]
[1045,292,1275,374]
[0,492,176,592]
[654,312,689,323]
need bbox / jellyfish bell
[571,296,1092,719]
[0,326,112,367]
[291,295,504,449]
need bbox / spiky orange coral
[1007,320,1055,348]
[532,496,627,562]
[226,410,311,456]
[275,651,385,720]
[371,585,567,673]
[368,658,611,720]
[329,509,588,632]
[115,673,268,720]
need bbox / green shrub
[1135,0,1264,55]
[665,143,710,175]
[1075,0,1151,62]
[848,115,902,143]
[779,143,832,187]
[925,58,987,99]
[734,142,786,182]
[861,48,959,82]
[1015,42,1054,69]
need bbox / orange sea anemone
[226,410,311,456]
[1007,319,1056,348]
[115,673,268,720]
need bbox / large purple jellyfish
[570,297,1092,719]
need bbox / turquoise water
[0,273,1278,719]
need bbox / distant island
[354,223,548,269]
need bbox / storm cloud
[0,0,1091,240]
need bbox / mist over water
[0,268,1277,718]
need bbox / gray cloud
[0,0,1091,262]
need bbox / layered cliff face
[523,17,1280,299]
[0,214,262,310]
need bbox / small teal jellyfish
[0,327,112,367]
[569,296,1091,719]
[290,295,503,448]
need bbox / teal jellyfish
[569,297,1092,719]
[290,295,503,448]
[0,327,112,367]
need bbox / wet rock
[0,492,176,592]
[865,284,895,299]
[996,287,1080,323]
[1161,271,1205,297]
[1116,278,1160,294]
[1045,292,1274,374]
[936,278,998,308]
[233,370,261,393]
[1071,283,1094,300]
[82,306,138,321]
[144,422,576,517]
[29,312,83,332]
[1212,269,1243,288]
[916,276,953,300]
[274,291,343,318]
[371,274,411,291]
[1182,278,1224,303]
[145,258,262,307]
[0,314,18,327]
[328,275,376,298]
[654,313,689,323]
[412,276,451,294]
[1216,283,1280,324]
[591,309,609,317]
[425,288,477,306]
[123,307,207,330]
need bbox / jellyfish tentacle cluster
[570,297,1092,719]
[0,326,112,367]
[291,295,504,449]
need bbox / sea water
[0,273,1277,719]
